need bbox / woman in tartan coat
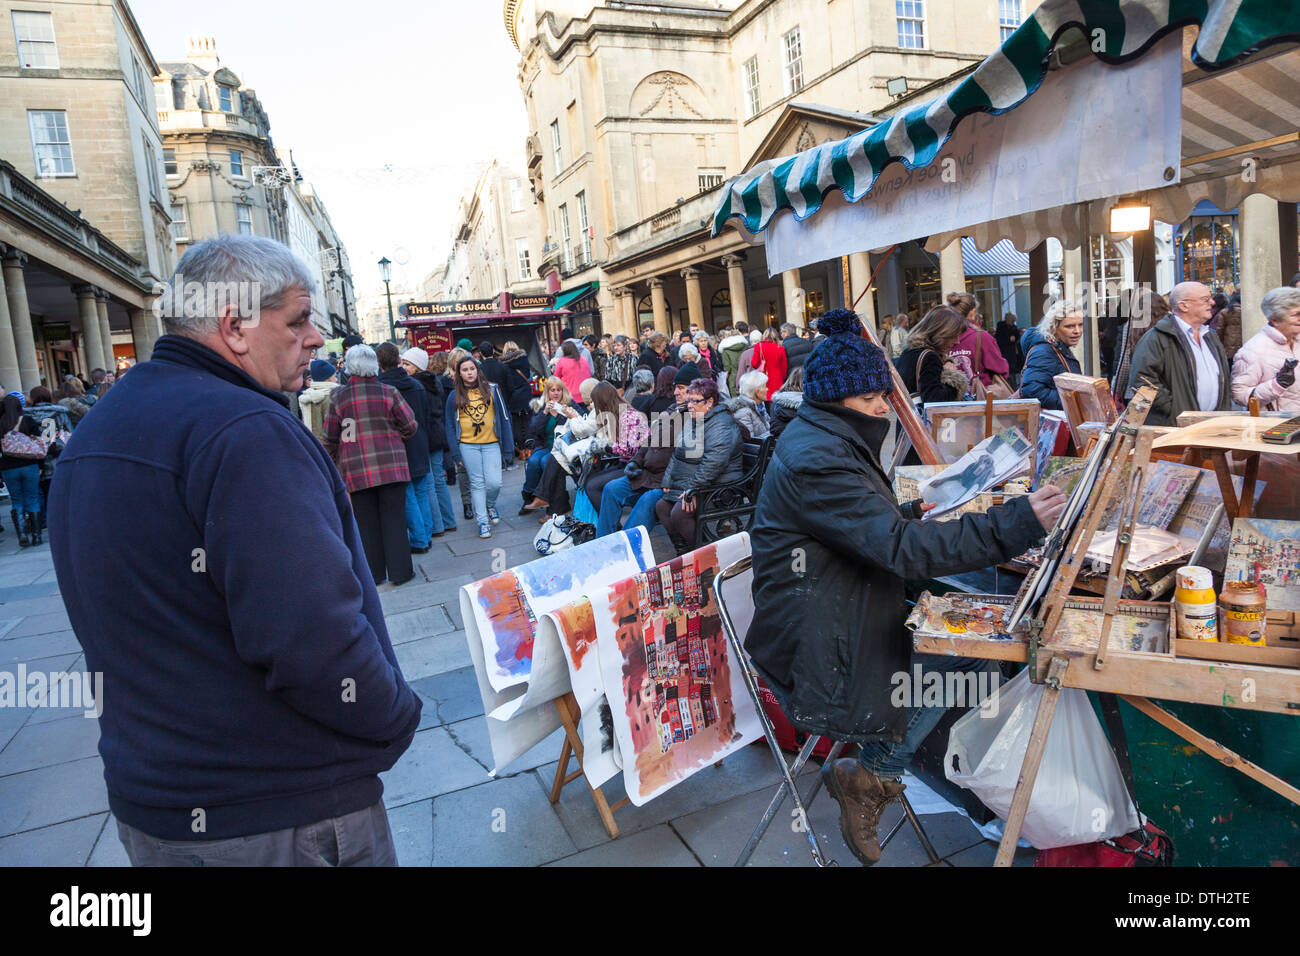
[324,345,419,586]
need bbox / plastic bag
[533,514,595,556]
[571,488,599,526]
[945,669,1141,849]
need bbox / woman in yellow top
[445,356,514,539]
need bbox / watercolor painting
[1225,518,1300,612]
[593,533,761,806]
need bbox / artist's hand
[1277,359,1297,389]
[1028,484,1067,531]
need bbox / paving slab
[417,548,517,584]
[87,815,131,867]
[383,604,456,645]
[540,740,810,851]
[410,666,484,726]
[0,581,63,604]
[0,629,83,665]
[0,812,107,866]
[379,575,475,616]
[379,725,491,807]
[545,823,702,867]
[387,798,434,867]
[0,756,109,837]
[393,630,472,682]
[0,711,102,775]
[943,837,1039,867]
[444,526,540,557]
[431,773,577,866]
[5,610,72,640]
[447,714,565,777]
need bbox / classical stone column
[2,248,41,391]
[0,250,21,392]
[1239,193,1283,342]
[780,267,803,329]
[74,285,104,380]
[648,277,669,335]
[618,287,637,337]
[939,238,966,298]
[681,267,704,333]
[722,253,749,329]
[95,290,115,372]
[130,307,155,363]
[846,251,877,335]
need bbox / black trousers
[536,456,572,515]
[582,464,622,513]
[351,482,414,585]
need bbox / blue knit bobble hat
[309,359,336,381]
[803,309,894,402]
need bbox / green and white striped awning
[711,0,1300,240]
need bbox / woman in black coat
[501,340,536,459]
[745,308,1062,864]
[894,305,971,465]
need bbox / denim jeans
[427,449,457,533]
[2,464,41,519]
[404,473,433,548]
[459,442,502,526]
[857,652,998,779]
[624,488,662,536]
[523,447,550,498]
[595,474,643,537]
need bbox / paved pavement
[0,468,1033,867]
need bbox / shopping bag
[572,488,599,525]
[945,669,1141,849]
[533,514,595,556]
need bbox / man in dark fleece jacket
[47,235,421,866]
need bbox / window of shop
[897,0,925,49]
[1180,215,1239,292]
[999,0,1022,43]
[1089,235,1127,316]
[964,276,1003,329]
[13,11,57,69]
[903,265,941,315]
[782,28,804,96]
[743,57,760,118]
[804,289,824,324]
[28,109,74,177]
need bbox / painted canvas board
[1054,373,1116,450]
[462,529,655,774]
[1152,416,1300,455]
[1224,518,1300,613]
[592,534,761,806]
[1035,412,1067,485]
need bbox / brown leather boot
[821,758,906,865]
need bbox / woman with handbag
[752,327,788,402]
[1020,302,1085,410]
[1,392,47,546]
[948,293,1012,397]
[24,386,73,535]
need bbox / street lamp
[378,256,395,341]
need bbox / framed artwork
[1053,373,1116,450]
[925,399,1041,465]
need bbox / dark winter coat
[747,399,1045,745]
[637,346,666,376]
[768,389,803,439]
[1126,315,1232,426]
[661,402,743,495]
[480,356,520,409]
[782,334,813,370]
[502,350,536,414]
[413,370,449,452]
[378,366,431,478]
[1019,339,1083,411]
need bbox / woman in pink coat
[1230,286,1300,412]
[751,328,789,401]
[553,340,594,404]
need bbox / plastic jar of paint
[1218,580,1267,646]
[1174,566,1217,642]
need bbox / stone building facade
[505,0,1040,337]
[0,0,172,388]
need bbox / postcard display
[463,530,761,814]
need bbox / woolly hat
[456,338,474,352]
[308,359,336,381]
[400,347,429,372]
[803,308,894,403]
[673,364,697,387]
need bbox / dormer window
[218,85,233,112]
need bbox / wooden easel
[548,692,629,839]
[991,396,1300,866]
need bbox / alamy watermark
[890,664,1000,718]
[0,665,102,718]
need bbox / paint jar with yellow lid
[1174,566,1217,642]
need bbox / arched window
[637,295,671,329]
[1181,217,1238,291]
[710,288,731,331]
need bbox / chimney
[186,35,220,72]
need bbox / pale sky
[130,0,529,298]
